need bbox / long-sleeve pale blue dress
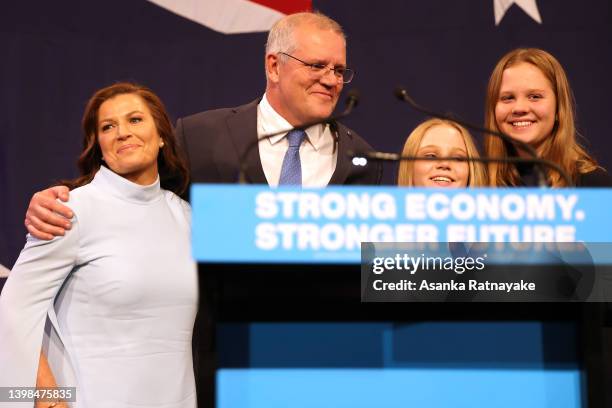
[0,166,198,408]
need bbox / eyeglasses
[278,52,355,84]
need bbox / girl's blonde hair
[397,118,486,187]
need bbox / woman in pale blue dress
[0,83,197,408]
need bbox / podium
[191,185,612,408]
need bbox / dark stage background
[1,0,611,268]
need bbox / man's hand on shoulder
[25,186,74,240]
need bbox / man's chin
[308,107,336,122]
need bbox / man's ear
[266,53,281,84]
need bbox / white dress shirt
[257,94,337,187]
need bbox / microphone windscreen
[394,86,408,101]
[345,88,360,107]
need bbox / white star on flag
[494,0,542,25]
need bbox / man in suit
[172,13,381,408]
[175,12,380,187]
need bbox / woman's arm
[0,213,80,391]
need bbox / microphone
[393,86,571,187]
[238,89,360,184]
[343,88,360,111]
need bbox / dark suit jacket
[175,99,382,186]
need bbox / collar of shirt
[257,93,326,151]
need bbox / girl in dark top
[484,47,611,187]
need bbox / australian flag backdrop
[1,0,611,272]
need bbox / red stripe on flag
[248,0,312,15]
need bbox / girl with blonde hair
[398,118,486,187]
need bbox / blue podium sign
[191,185,612,264]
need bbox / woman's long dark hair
[63,82,189,195]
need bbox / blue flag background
[2,0,611,268]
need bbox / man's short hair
[265,12,346,56]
